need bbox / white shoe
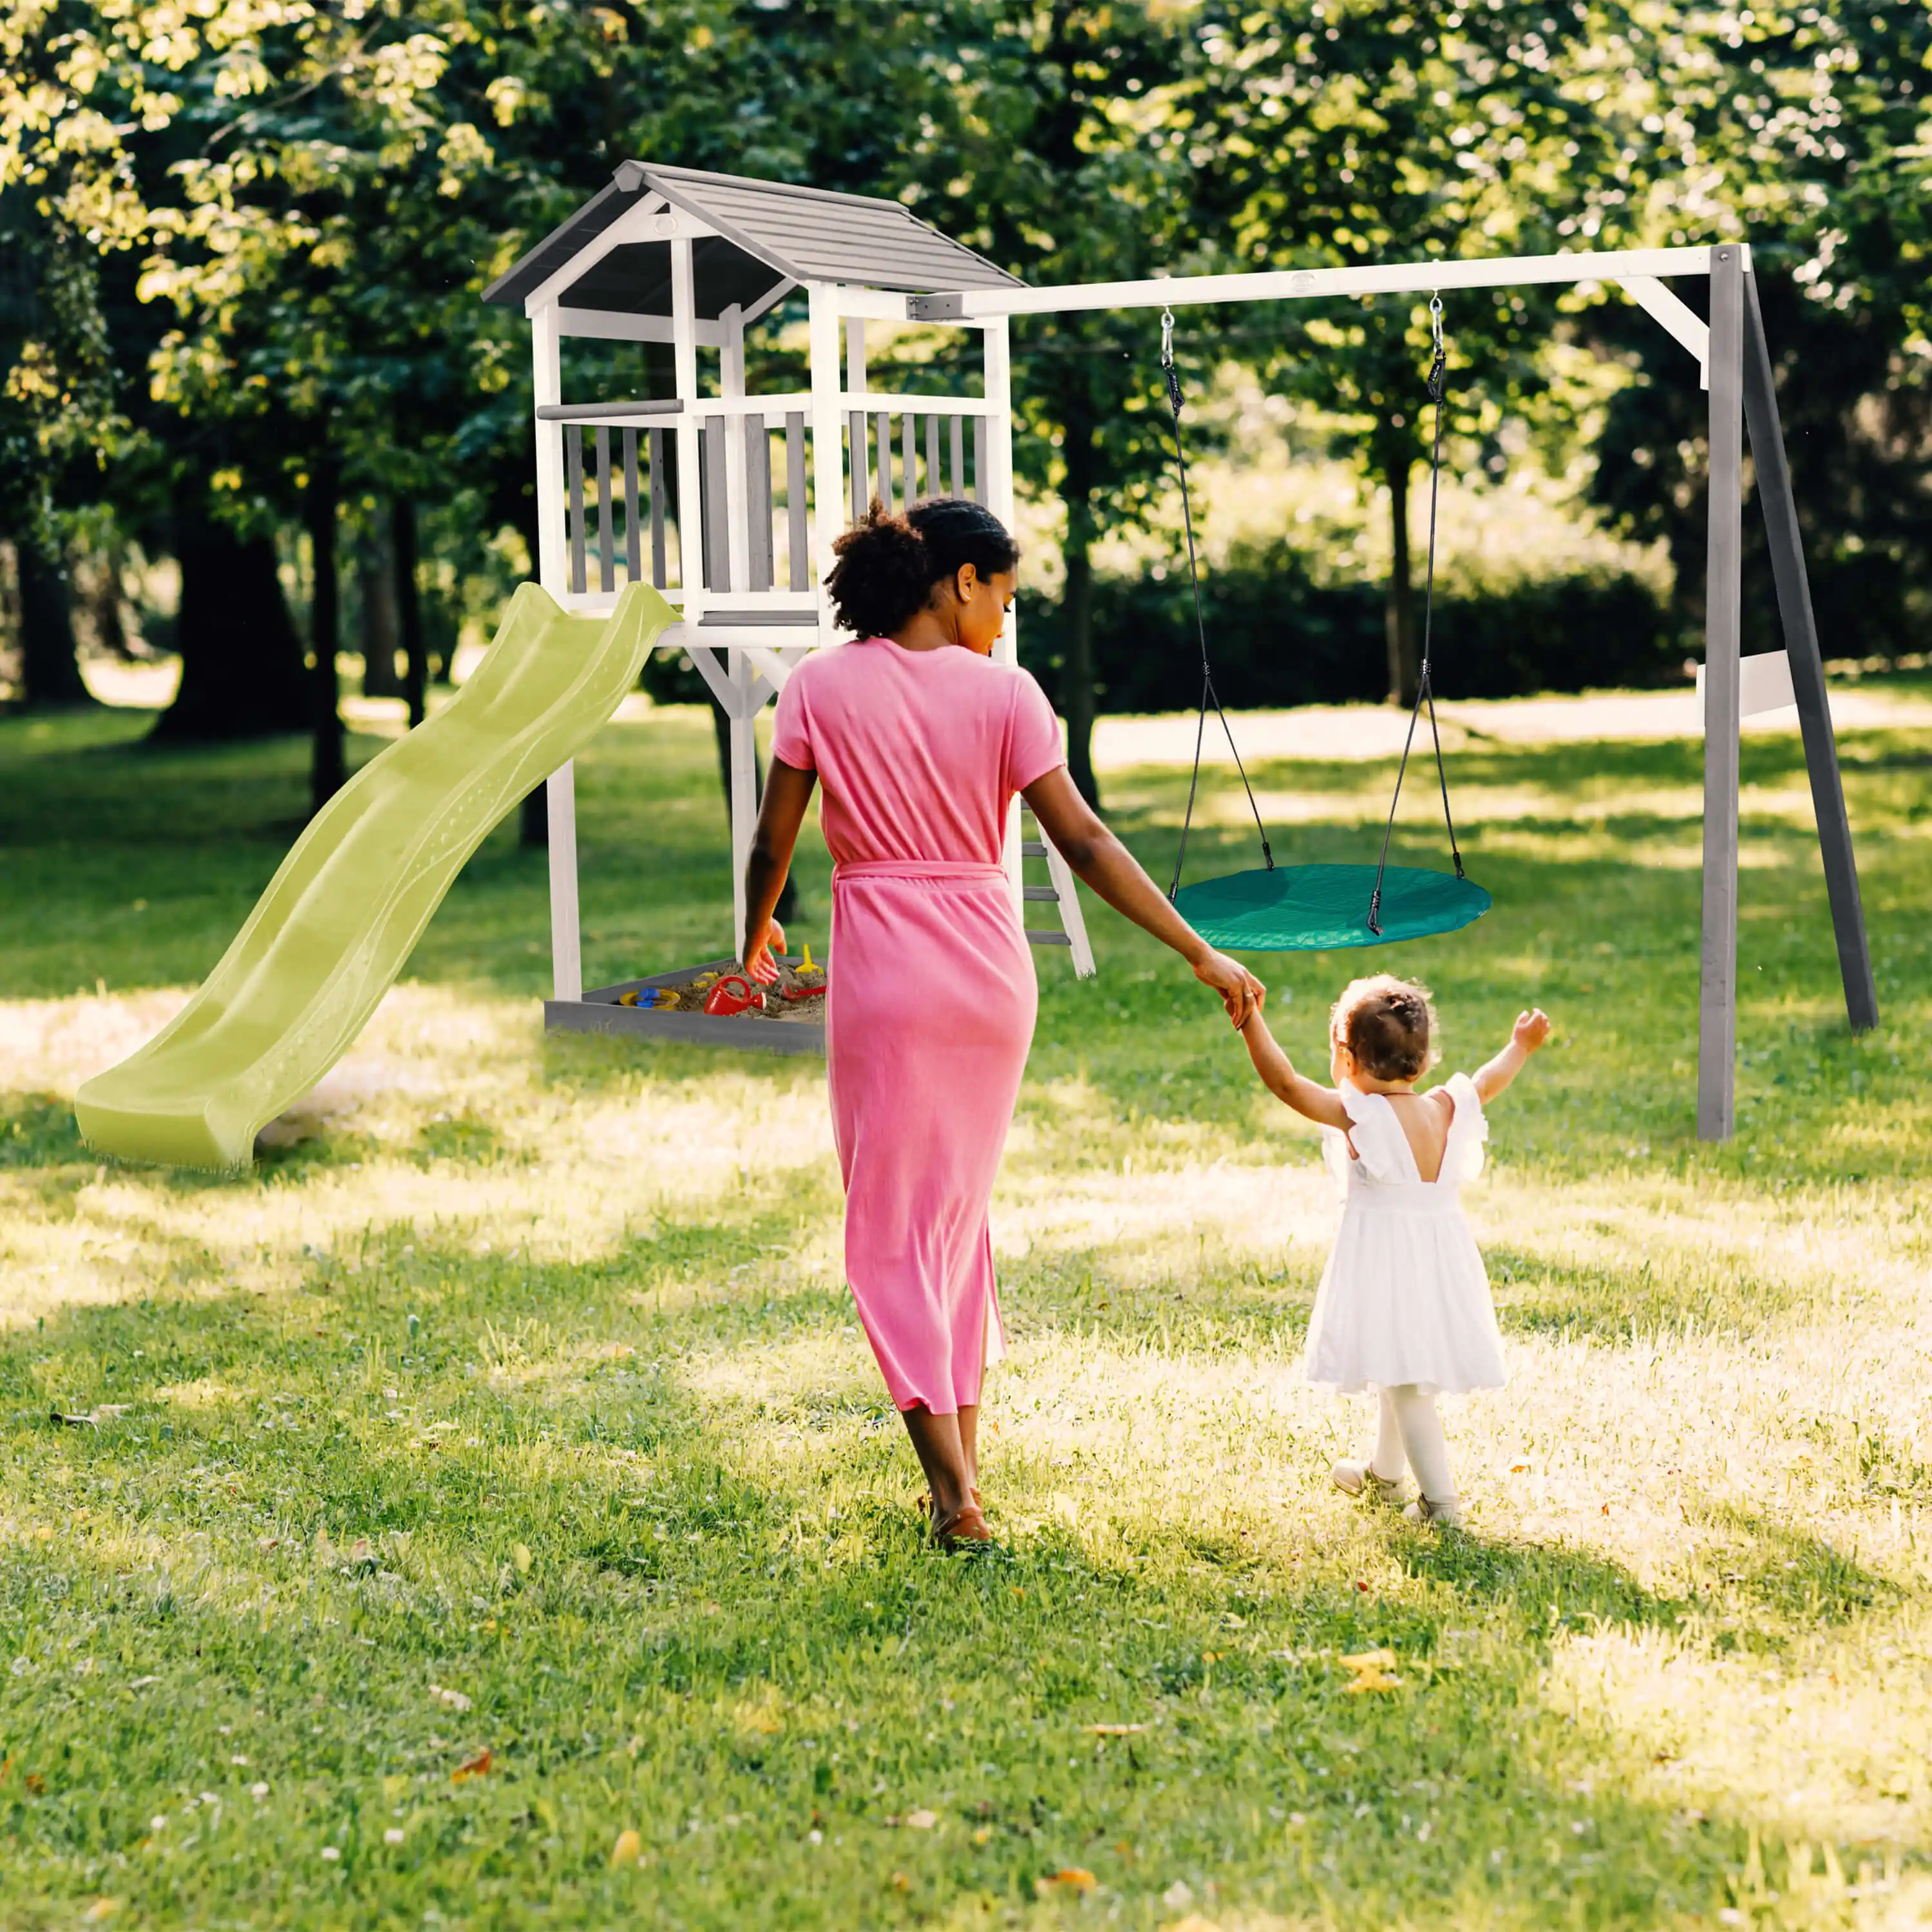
[1402,1494,1466,1529]
[1331,1459,1412,1506]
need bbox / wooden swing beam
[911,241,1878,1142]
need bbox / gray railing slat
[902,412,916,507]
[875,411,893,513]
[746,413,773,591]
[648,429,667,588]
[925,415,940,498]
[703,415,730,592]
[848,410,866,520]
[972,417,987,505]
[595,426,614,593]
[786,412,809,591]
[949,416,964,497]
[622,428,641,580]
[565,422,586,595]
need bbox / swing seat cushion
[1173,862,1490,953]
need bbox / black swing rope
[1367,293,1465,935]
[1160,306,1274,902]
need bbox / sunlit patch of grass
[0,696,1929,1926]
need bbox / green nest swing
[1156,298,1488,954]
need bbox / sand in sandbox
[668,958,827,1023]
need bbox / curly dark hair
[1331,974,1439,1083]
[824,497,1019,638]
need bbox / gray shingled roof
[481,163,1022,318]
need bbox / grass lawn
[1,691,1929,1931]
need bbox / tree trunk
[16,537,94,708]
[153,515,309,740]
[520,786,548,849]
[1059,422,1101,808]
[710,698,796,925]
[307,453,345,815]
[357,518,403,697]
[1383,449,1418,706]
[393,497,426,728]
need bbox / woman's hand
[744,915,786,985]
[1193,948,1265,1028]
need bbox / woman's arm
[742,757,819,982]
[1239,1010,1352,1129]
[1472,1007,1552,1103]
[1021,765,1264,1028]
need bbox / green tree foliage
[1586,2,1932,658]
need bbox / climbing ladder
[1020,809,1095,977]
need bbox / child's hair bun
[825,496,1019,639]
[1331,974,1439,1081]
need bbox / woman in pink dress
[743,499,1263,1546]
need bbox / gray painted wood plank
[971,417,987,504]
[1740,271,1879,1033]
[565,422,586,595]
[622,429,641,580]
[876,411,894,512]
[786,412,809,591]
[1698,244,1746,1142]
[595,426,614,592]
[746,414,773,591]
[648,429,667,588]
[704,415,730,591]
[848,410,866,520]
[926,414,941,498]
[949,416,964,496]
[902,411,916,506]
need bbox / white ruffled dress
[1302,1074,1507,1396]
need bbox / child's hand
[1512,1008,1551,1053]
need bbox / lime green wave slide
[76,581,675,1171]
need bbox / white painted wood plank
[546,759,583,1003]
[915,244,1736,321]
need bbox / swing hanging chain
[1161,307,1273,901]
[1368,294,1464,933]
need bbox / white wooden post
[670,236,703,605]
[730,659,759,961]
[808,283,844,644]
[982,314,1025,915]
[531,300,583,1002]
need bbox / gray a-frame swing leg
[1739,271,1879,1035]
[1698,244,1746,1142]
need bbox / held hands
[1512,1007,1552,1053]
[744,916,786,985]
[1194,949,1266,1029]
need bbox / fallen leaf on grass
[885,1808,938,1829]
[428,1684,471,1712]
[512,1543,533,1575]
[1037,1868,1097,1894]
[1086,1723,1146,1736]
[610,1827,643,1868]
[1338,1648,1402,1694]
[451,1750,492,1782]
[82,1900,121,1922]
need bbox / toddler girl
[1238,975,1549,1527]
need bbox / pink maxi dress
[770,637,1065,1415]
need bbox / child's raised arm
[1239,1010,1352,1130]
[1473,1008,1552,1104]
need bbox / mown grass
[1,691,1929,1931]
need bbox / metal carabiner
[1160,305,1176,370]
[1430,291,1444,352]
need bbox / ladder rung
[1027,929,1074,946]
[1021,885,1059,901]
[1020,840,1048,858]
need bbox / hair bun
[824,495,1019,638]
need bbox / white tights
[1370,1385,1457,1504]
